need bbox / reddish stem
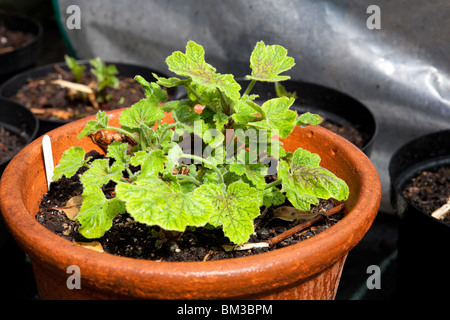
[265,203,345,247]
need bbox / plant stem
[243,79,257,96]
[265,203,345,247]
[181,154,224,183]
[217,88,230,116]
[264,179,282,189]
[186,84,216,114]
[174,174,201,186]
[158,123,177,147]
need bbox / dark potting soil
[0,19,35,54]
[402,166,450,225]
[35,151,344,262]
[321,120,368,149]
[10,68,148,121]
[0,126,26,163]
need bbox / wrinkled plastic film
[55,0,450,213]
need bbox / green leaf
[89,57,119,91]
[275,82,297,99]
[115,178,212,231]
[106,141,130,167]
[134,75,168,102]
[213,111,229,131]
[296,112,323,127]
[229,162,268,190]
[263,187,286,208]
[248,97,297,138]
[278,148,349,211]
[137,150,167,181]
[76,185,125,238]
[64,55,85,83]
[119,97,164,129]
[78,111,109,138]
[292,148,321,167]
[80,159,124,188]
[53,147,89,180]
[160,99,193,113]
[247,41,295,82]
[164,144,184,173]
[153,73,191,88]
[200,181,263,245]
[165,41,241,101]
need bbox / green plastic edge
[51,0,78,58]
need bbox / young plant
[52,41,349,246]
[89,57,120,103]
[64,55,86,83]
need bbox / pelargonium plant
[52,41,349,246]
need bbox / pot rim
[0,109,381,299]
[0,11,43,57]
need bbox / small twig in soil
[203,250,214,261]
[431,198,450,220]
[265,203,345,247]
[53,64,72,78]
[222,242,270,252]
[51,79,99,109]
[0,46,14,54]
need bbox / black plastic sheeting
[54,0,450,213]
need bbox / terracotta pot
[0,109,381,300]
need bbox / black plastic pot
[0,60,179,136]
[0,97,39,176]
[389,129,450,299]
[0,97,39,299]
[0,11,42,81]
[237,80,377,156]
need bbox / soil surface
[35,151,344,262]
[0,19,35,54]
[402,166,450,225]
[10,68,147,121]
[0,126,26,163]
[321,120,368,149]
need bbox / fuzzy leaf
[106,141,130,167]
[296,112,323,127]
[134,75,168,102]
[78,111,109,138]
[65,55,85,83]
[164,144,184,173]
[89,58,119,91]
[292,148,321,167]
[136,150,166,181]
[247,41,295,82]
[248,97,297,138]
[53,147,89,180]
[231,101,259,125]
[213,111,229,131]
[275,82,297,99]
[278,148,349,211]
[115,178,212,231]
[165,41,241,101]
[199,181,263,245]
[76,186,125,238]
[119,97,164,129]
[229,163,268,190]
[263,187,286,208]
[80,159,124,188]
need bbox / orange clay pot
[0,109,381,300]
